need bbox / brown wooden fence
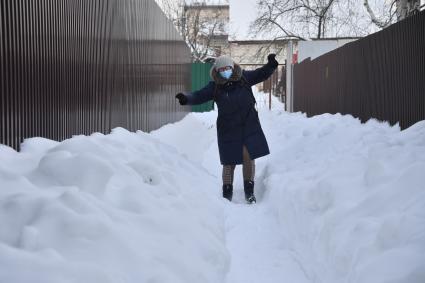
[294,11,425,129]
[0,0,191,150]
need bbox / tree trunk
[317,17,323,38]
[396,0,420,20]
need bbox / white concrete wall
[298,39,358,62]
[228,41,290,65]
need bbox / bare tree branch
[396,0,421,20]
[250,0,340,40]
[158,0,226,62]
[363,0,395,29]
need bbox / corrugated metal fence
[0,0,191,150]
[294,11,425,129]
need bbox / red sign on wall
[292,51,298,64]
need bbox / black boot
[222,184,233,201]
[244,180,256,204]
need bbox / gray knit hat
[214,55,234,70]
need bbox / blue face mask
[220,69,233,79]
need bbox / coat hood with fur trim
[210,63,243,85]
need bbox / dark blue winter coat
[185,62,276,165]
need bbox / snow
[0,129,228,283]
[1,90,425,283]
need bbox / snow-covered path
[223,197,309,283]
[152,94,425,283]
[1,93,424,283]
[153,108,310,283]
[222,145,309,282]
[151,102,310,282]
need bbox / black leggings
[222,146,255,185]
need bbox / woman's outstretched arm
[242,54,279,86]
[176,81,215,105]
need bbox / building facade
[184,3,230,59]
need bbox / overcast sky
[229,0,258,40]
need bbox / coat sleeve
[186,81,215,105]
[242,62,277,86]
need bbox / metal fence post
[286,40,294,112]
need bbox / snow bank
[0,128,229,283]
[1,91,424,283]
[151,111,222,180]
[152,92,425,283]
[260,107,425,283]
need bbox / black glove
[267,53,279,68]
[175,93,188,105]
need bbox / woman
[175,54,278,203]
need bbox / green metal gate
[191,63,214,112]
